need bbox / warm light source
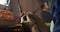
[0,0,10,6]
